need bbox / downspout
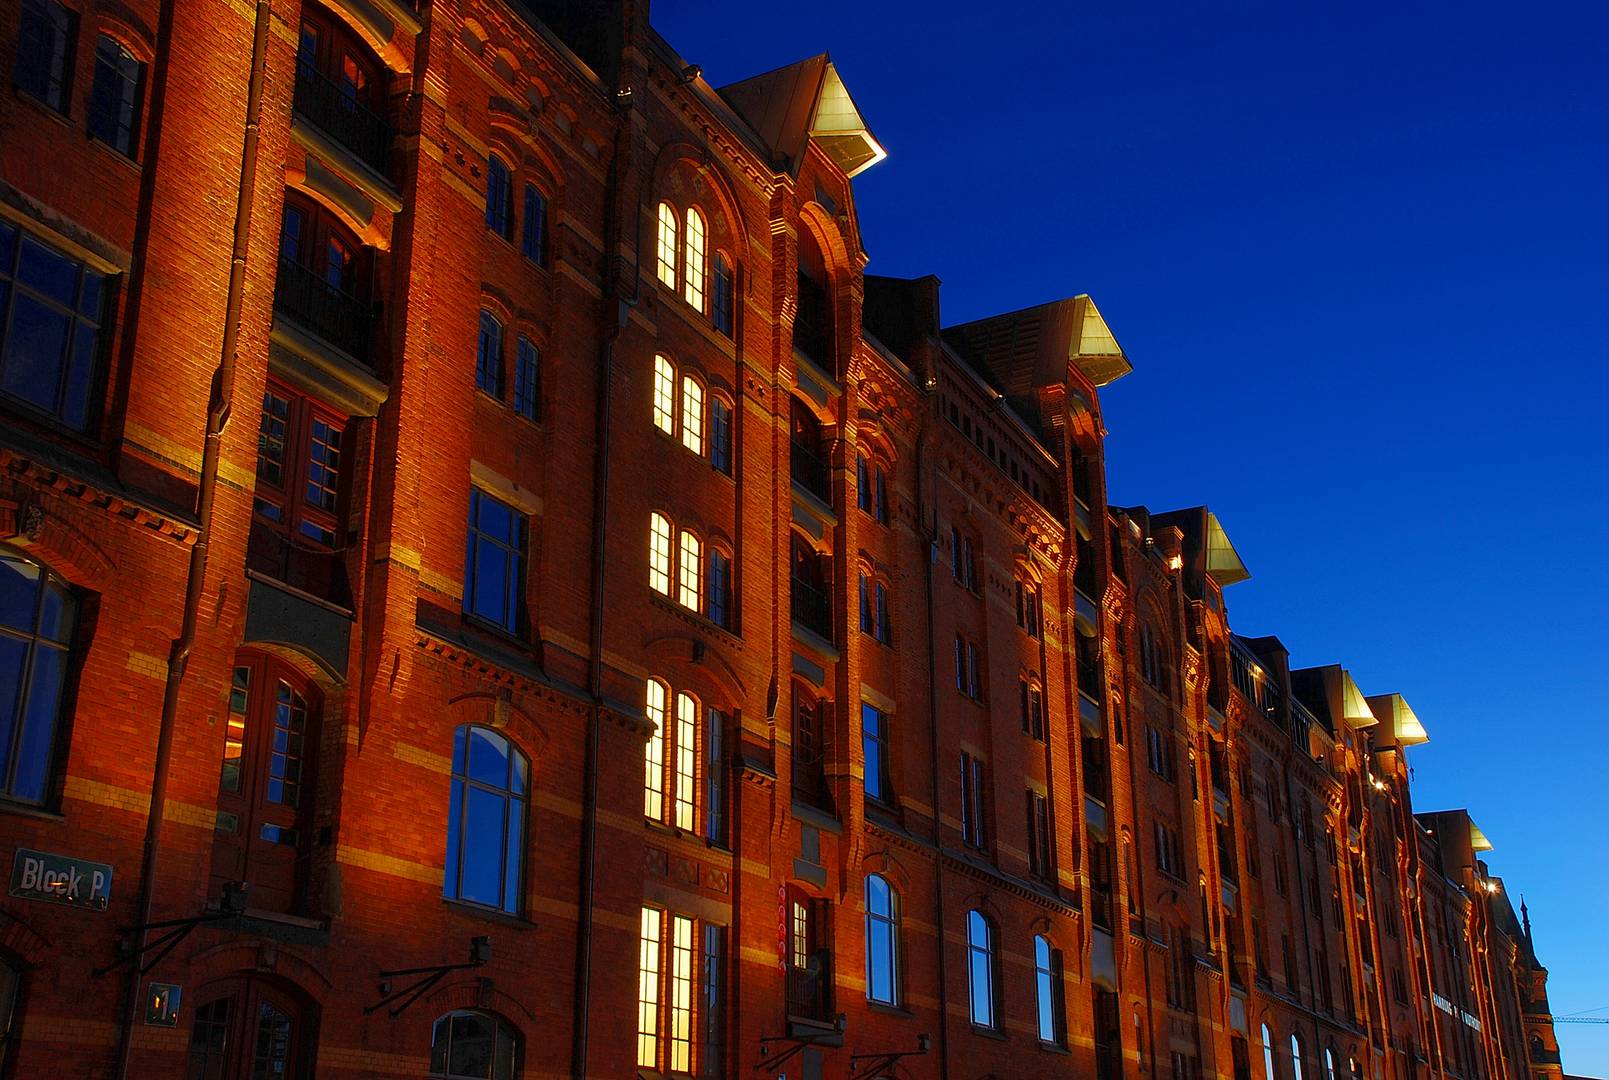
[916,419,950,1080]
[572,88,639,1080]
[114,3,269,1078]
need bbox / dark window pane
[3,292,71,412]
[443,776,463,897]
[0,554,41,631]
[459,785,506,905]
[467,726,509,787]
[17,237,76,299]
[12,643,65,801]
[0,637,26,787]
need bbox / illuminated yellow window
[653,354,676,435]
[644,679,667,821]
[678,531,702,611]
[683,207,706,311]
[680,376,704,455]
[637,906,663,1068]
[674,692,697,831]
[791,900,809,968]
[649,512,673,595]
[656,202,678,288]
[669,914,695,1072]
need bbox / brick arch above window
[443,690,551,763]
[93,9,158,64]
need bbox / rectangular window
[1019,680,1045,740]
[1155,821,1184,878]
[677,531,702,611]
[88,35,143,157]
[669,914,695,1072]
[1027,789,1052,880]
[653,355,676,435]
[637,907,663,1068]
[705,708,726,845]
[960,752,987,849]
[859,572,874,635]
[674,692,697,832]
[862,703,888,804]
[513,337,540,421]
[874,581,890,645]
[966,640,981,700]
[680,376,704,455]
[701,924,726,1076]
[475,310,503,397]
[648,513,673,595]
[251,385,346,550]
[485,156,512,238]
[710,398,733,475]
[0,221,109,431]
[954,634,966,693]
[644,680,666,821]
[15,0,75,113]
[463,488,525,633]
[521,184,547,265]
[707,549,732,630]
[873,465,888,525]
[1147,725,1175,782]
[712,255,733,337]
[856,454,871,513]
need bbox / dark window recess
[791,686,831,813]
[294,11,390,174]
[789,399,829,502]
[485,156,512,239]
[707,549,732,631]
[712,254,734,337]
[0,546,79,806]
[789,535,830,639]
[463,488,526,634]
[959,751,987,849]
[793,231,831,364]
[1027,789,1052,880]
[0,222,109,432]
[785,891,834,1023]
[521,185,548,265]
[430,1009,519,1080]
[247,384,352,606]
[704,708,727,846]
[88,35,143,157]
[475,310,504,397]
[14,0,74,113]
[710,398,733,476]
[275,199,373,363]
[513,336,539,420]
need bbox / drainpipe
[572,77,639,1080]
[916,418,950,1080]
[114,3,269,1078]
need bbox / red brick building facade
[0,1,1570,1078]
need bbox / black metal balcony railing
[793,275,830,365]
[293,62,391,175]
[1090,887,1113,933]
[790,575,831,640]
[274,258,374,364]
[786,951,834,1023]
[1076,655,1102,699]
[1073,557,1099,600]
[790,439,830,503]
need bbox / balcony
[273,258,373,364]
[790,576,831,641]
[786,951,834,1026]
[1074,493,1093,539]
[293,62,391,176]
[790,439,830,505]
[1078,691,1103,737]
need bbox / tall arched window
[443,725,528,914]
[1034,934,1065,1046]
[966,910,997,1029]
[211,653,322,913]
[0,546,78,805]
[712,253,734,336]
[652,354,677,435]
[677,531,702,611]
[656,202,678,287]
[673,692,697,830]
[680,375,704,455]
[683,207,707,310]
[431,1009,519,1080]
[1262,1023,1277,1080]
[644,679,667,820]
[1290,1033,1306,1080]
[1324,1047,1338,1080]
[865,874,899,1006]
[89,35,144,157]
[485,156,513,239]
[648,512,673,595]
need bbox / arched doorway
[185,976,314,1080]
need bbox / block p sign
[9,848,113,910]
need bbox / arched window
[677,531,702,611]
[643,679,667,820]
[443,725,528,914]
[188,978,313,1080]
[1290,1033,1306,1080]
[683,207,707,310]
[652,354,676,435]
[89,35,144,157]
[0,546,78,805]
[521,184,548,266]
[673,691,697,830]
[655,202,678,287]
[648,512,673,595]
[485,155,513,239]
[710,395,733,475]
[966,910,997,1029]
[212,654,322,913]
[1262,1023,1277,1080]
[514,336,540,421]
[1034,934,1065,1046]
[1324,1047,1338,1080]
[476,309,504,397]
[680,375,704,455]
[431,1009,519,1080]
[865,874,899,1006]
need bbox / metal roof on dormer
[1367,692,1429,746]
[942,295,1133,396]
[1205,511,1250,587]
[717,54,887,178]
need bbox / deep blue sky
[657,0,1609,1069]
